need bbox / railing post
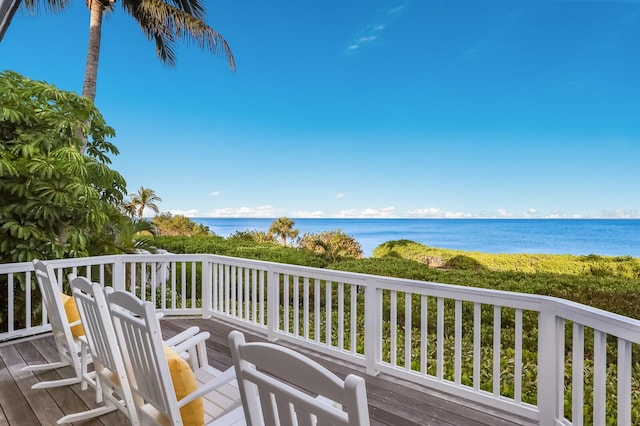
[364,283,380,376]
[112,256,126,292]
[201,260,212,318]
[267,269,279,342]
[537,301,560,425]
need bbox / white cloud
[494,208,514,218]
[336,192,345,199]
[291,210,325,218]
[358,36,377,43]
[523,208,540,218]
[333,206,396,218]
[346,17,392,52]
[546,211,584,219]
[210,190,221,197]
[169,209,200,218]
[405,207,473,218]
[598,209,639,218]
[203,205,281,218]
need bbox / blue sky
[1,0,639,219]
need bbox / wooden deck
[0,317,534,426]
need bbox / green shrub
[373,240,640,279]
[154,236,327,268]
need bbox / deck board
[0,317,534,425]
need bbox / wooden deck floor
[0,317,534,426]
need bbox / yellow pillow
[59,293,85,337]
[163,345,204,426]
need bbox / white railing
[1,253,639,425]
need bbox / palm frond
[123,0,235,70]
[23,0,70,15]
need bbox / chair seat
[194,366,240,422]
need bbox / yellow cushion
[59,293,85,337]
[163,345,204,426]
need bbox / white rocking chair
[58,275,141,424]
[22,260,87,390]
[107,289,243,425]
[229,330,371,426]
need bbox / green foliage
[374,240,640,279]
[152,213,210,236]
[154,236,327,268]
[126,187,162,218]
[0,71,127,263]
[329,258,640,319]
[268,217,299,246]
[228,229,278,244]
[297,229,363,262]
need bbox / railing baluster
[259,270,265,325]
[151,262,157,307]
[420,295,427,376]
[514,308,523,403]
[618,338,632,426]
[224,264,230,315]
[141,262,147,301]
[244,268,250,321]
[493,306,501,396]
[303,277,309,340]
[350,284,357,354]
[236,266,242,319]
[294,275,300,337]
[180,262,187,309]
[338,282,344,351]
[473,303,481,391]
[283,274,290,334]
[326,280,332,347]
[437,297,444,380]
[314,278,320,344]
[572,323,584,426]
[390,290,397,366]
[25,272,31,329]
[171,263,176,310]
[593,330,607,425]
[454,300,462,384]
[231,266,237,317]
[405,292,412,371]
[191,262,196,309]
[8,274,14,333]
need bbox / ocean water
[191,218,640,258]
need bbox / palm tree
[23,0,235,151]
[268,217,299,246]
[128,186,162,218]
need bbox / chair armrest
[177,367,236,408]
[163,326,200,347]
[170,331,210,354]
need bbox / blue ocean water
[191,218,640,258]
